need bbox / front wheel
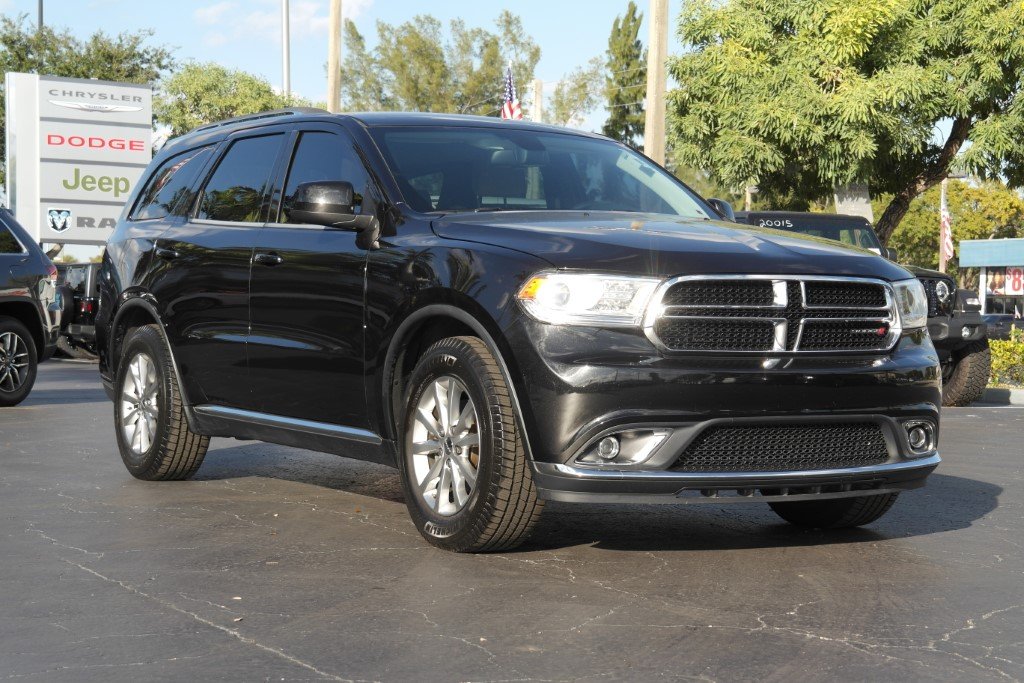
[0,317,38,407]
[114,325,209,480]
[942,338,990,407]
[769,492,899,529]
[398,336,543,552]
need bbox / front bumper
[928,310,985,349]
[501,315,942,503]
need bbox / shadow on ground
[191,442,1001,553]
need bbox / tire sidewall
[0,318,38,407]
[398,340,499,546]
[114,327,173,477]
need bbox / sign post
[4,73,152,245]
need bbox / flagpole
[939,177,949,273]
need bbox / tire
[56,335,98,361]
[398,336,543,552]
[942,338,990,407]
[0,317,38,407]
[768,492,899,529]
[114,324,209,480]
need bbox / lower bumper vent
[672,422,890,472]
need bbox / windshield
[760,218,882,251]
[369,126,712,219]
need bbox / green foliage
[603,1,646,147]
[0,14,174,181]
[544,58,604,128]
[154,63,315,136]
[667,0,1024,241]
[990,329,1024,386]
[339,12,540,116]
[878,180,1024,271]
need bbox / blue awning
[959,238,1024,267]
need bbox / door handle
[154,246,179,260]
[254,252,284,266]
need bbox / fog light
[961,325,973,337]
[575,429,671,466]
[903,420,935,455]
[596,436,620,461]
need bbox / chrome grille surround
[643,275,901,354]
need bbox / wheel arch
[380,302,534,464]
[0,299,45,357]
[108,295,201,431]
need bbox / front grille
[654,319,776,351]
[919,278,951,317]
[672,422,890,472]
[651,277,896,353]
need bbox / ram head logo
[47,208,72,233]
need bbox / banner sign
[4,73,152,245]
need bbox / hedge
[990,328,1024,386]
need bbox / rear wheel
[0,317,37,407]
[769,492,899,528]
[114,325,209,480]
[398,336,543,552]
[942,339,990,407]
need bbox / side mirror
[45,243,63,259]
[883,247,898,261]
[706,198,736,222]
[288,181,358,227]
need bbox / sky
[2,0,686,133]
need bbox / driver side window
[279,131,371,224]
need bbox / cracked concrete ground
[1,361,1022,682]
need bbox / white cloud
[195,0,372,47]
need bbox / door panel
[152,132,286,408]
[248,128,372,428]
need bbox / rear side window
[198,134,284,223]
[279,131,371,223]
[131,146,214,221]
[0,223,23,253]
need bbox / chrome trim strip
[547,453,940,481]
[193,405,383,445]
[643,274,901,354]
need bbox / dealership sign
[4,73,152,245]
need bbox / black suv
[97,110,941,551]
[0,208,61,406]
[736,211,989,406]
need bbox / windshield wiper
[473,207,506,212]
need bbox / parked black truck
[736,211,989,406]
[55,261,100,359]
[0,208,61,406]
[96,111,942,551]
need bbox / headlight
[934,279,952,303]
[517,271,660,326]
[893,279,928,329]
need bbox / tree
[0,14,174,181]
[667,0,1024,243]
[880,180,1024,281]
[603,1,646,147]
[339,12,540,116]
[544,58,604,128]
[155,63,315,136]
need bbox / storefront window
[985,267,1024,316]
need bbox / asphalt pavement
[1,361,1022,682]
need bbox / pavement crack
[61,559,361,682]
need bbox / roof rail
[191,107,331,134]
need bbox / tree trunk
[875,117,973,245]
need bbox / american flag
[501,64,522,120]
[940,191,954,265]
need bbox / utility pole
[326,0,342,113]
[532,79,543,123]
[643,0,668,165]
[281,0,291,100]
[37,0,43,30]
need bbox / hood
[432,211,915,281]
[902,264,956,283]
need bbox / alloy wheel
[120,352,160,455]
[409,375,481,516]
[0,332,29,393]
